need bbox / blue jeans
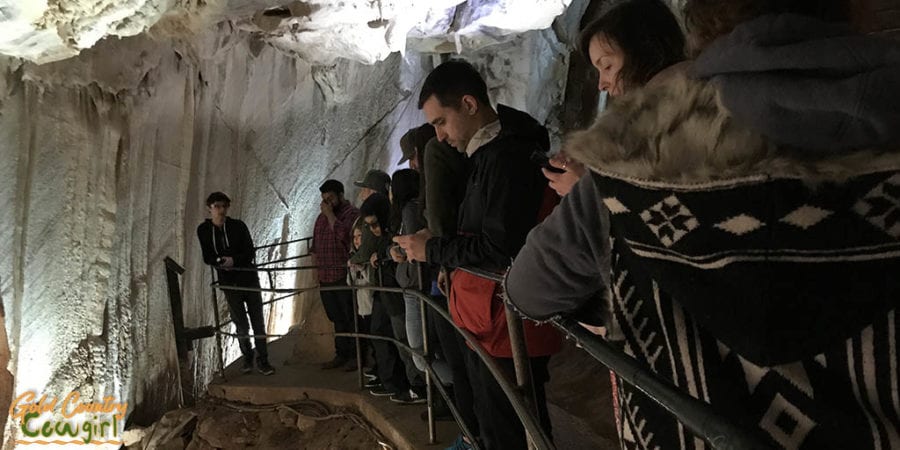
[404,292,452,385]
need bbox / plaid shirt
[312,201,359,283]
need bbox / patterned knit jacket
[561,73,900,449]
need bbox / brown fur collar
[564,75,900,186]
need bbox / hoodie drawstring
[211,220,230,256]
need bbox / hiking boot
[241,357,253,374]
[368,386,397,397]
[257,360,275,376]
[444,435,474,450]
[390,389,426,405]
[320,356,347,370]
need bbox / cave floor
[208,335,617,450]
[207,336,460,449]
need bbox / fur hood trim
[564,75,900,189]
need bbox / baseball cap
[398,131,416,165]
[354,169,391,194]
[397,124,436,165]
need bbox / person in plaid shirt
[312,179,360,370]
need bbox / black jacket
[197,217,259,286]
[426,105,549,271]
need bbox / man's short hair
[206,191,231,206]
[417,60,491,109]
[319,179,344,195]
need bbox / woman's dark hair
[390,169,421,232]
[579,0,686,90]
[684,0,852,55]
[360,193,391,234]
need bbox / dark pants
[384,291,426,392]
[431,295,479,436]
[465,350,552,450]
[223,288,269,362]
[370,293,408,393]
[320,279,357,360]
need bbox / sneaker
[444,435,474,450]
[320,356,347,370]
[390,389,426,405]
[368,386,397,397]
[241,358,253,374]
[257,360,275,376]
[363,369,378,380]
[364,378,382,388]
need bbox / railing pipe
[552,317,770,450]
[211,282,555,449]
[208,267,227,381]
[252,236,312,251]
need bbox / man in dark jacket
[394,60,561,450]
[197,192,274,376]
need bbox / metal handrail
[458,267,771,450]
[183,226,774,450]
[253,236,312,251]
[211,282,555,449]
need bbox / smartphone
[531,151,566,174]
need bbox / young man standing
[312,180,361,370]
[197,192,275,376]
[394,60,561,450]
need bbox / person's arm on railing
[196,223,219,266]
[505,173,612,321]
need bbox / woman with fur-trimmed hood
[506,0,900,448]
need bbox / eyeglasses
[365,220,380,230]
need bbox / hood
[693,14,900,154]
[561,30,900,365]
[496,104,550,154]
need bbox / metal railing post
[164,257,188,407]
[505,306,540,450]
[417,264,436,444]
[209,267,227,380]
[349,270,364,390]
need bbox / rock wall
[0,0,589,443]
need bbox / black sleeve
[233,220,256,267]
[504,173,612,321]
[426,147,541,269]
[424,141,465,237]
[402,203,426,235]
[197,223,218,266]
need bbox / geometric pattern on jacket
[563,75,900,450]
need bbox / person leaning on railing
[394,59,562,450]
[505,1,900,449]
[196,191,275,376]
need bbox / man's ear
[460,95,479,116]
